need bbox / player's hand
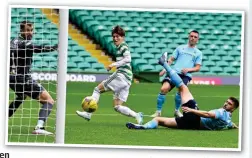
[232,123,239,129]
[181,68,189,74]
[181,106,192,113]
[159,69,166,76]
[106,65,113,71]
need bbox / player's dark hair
[229,97,239,108]
[20,21,33,31]
[112,25,125,37]
[189,30,199,36]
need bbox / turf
[64,82,240,149]
[6,81,240,148]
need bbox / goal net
[8,7,61,143]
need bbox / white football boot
[76,110,92,121]
[32,126,53,135]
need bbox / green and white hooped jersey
[115,42,133,84]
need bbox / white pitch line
[10,113,153,117]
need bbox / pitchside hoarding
[31,72,240,85]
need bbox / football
[81,96,98,113]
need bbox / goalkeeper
[9,21,57,135]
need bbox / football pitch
[65,82,240,149]
[7,82,240,148]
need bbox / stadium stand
[69,10,242,76]
[10,8,242,76]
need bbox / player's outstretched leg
[158,52,184,88]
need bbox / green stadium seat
[67,61,77,68]
[229,16,240,22]
[92,63,105,69]
[221,45,232,51]
[121,17,133,22]
[116,11,128,17]
[154,43,167,49]
[134,37,147,43]
[142,53,154,60]
[166,14,177,20]
[215,50,227,56]
[141,42,154,49]
[224,67,237,74]
[153,13,165,19]
[223,21,234,26]
[132,59,148,67]
[131,53,141,59]
[159,19,170,24]
[229,51,240,57]
[68,51,78,57]
[140,12,152,18]
[167,33,179,39]
[78,51,91,58]
[103,11,115,17]
[161,38,173,44]
[125,37,134,43]
[174,39,185,45]
[127,32,139,38]
[48,62,58,68]
[138,64,155,72]
[124,26,133,32]
[161,28,173,33]
[43,56,57,62]
[71,56,84,63]
[147,18,158,23]
[148,59,158,65]
[200,66,210,73]
[147,38,159,43]
[147,27,159,33]
[128,42,140,49]
[231,61,240,68]
[141,32,152,38]
[134,26,146,32]
[166,23,177,28]
[78,63,91,69]
[127,12,140,18]
[85,57,98,63]
[152,23,165,28]
[134,48,147,54]
[94,16,107,22]
[203,61,215,67]
[210,67,223,73]
[155,65,163,72]
[213,40,224,46]
[178,15,190,20]
[223,56,235,62]
[133,17,145,23]
[216,61,229,67]
[197,44,206,50]
[90,10,103,17]
[208,44,219,51]
[179,24,191,29]
[209,56,221,61]
[68,68,81,72]
[148,48,161,55]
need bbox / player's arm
[182,64,201,74]
[182,107,216,118]
[18,41,58,53]
[106,48,131,71]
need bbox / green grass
[7,82,57,144]
[64,82,240,149]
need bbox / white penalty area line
[11,113,153,117]
[67,92,239,98]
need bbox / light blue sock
[163,62,183,88]
[175,92,181,111]
[157,93,166,112]
[143,120,158,129]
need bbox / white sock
[114,105,137,118]
[91,87,101,103]
[37,120,44,128]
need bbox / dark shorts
[9,75,44,99]
[162,74,191,91]
[175,100,201,130]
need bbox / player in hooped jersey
[126,52,239,131]
[9,21,58,135]
[152,30,203,118]
[76,25,143,124]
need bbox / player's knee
[160,86,169,93]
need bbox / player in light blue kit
[152,30,203,118]
[126,52,239,131]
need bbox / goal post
[55,8,68,144]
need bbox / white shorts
[102,72,130,102]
